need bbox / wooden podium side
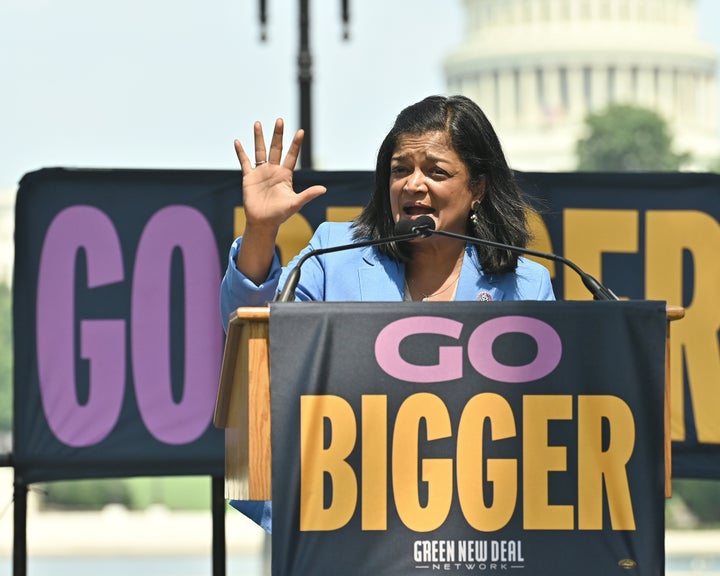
[214,305,684,501]
[214,307,271,501]
[665,305,684,497]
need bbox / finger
[253,121,267,163]
[268,118,284,165]
[293,185,327,209]
[283,128,305,170]
[234,139,253,173]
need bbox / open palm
[234,118,326,229]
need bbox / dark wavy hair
[352,95,532,273]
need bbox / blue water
[667,555,720,573]
[3,554,264,576]
[2,553,719,575]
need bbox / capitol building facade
[444,0,720,171]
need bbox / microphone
[411,215,618,301]
[274,220,429,302]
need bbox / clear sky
[0,0,719,192]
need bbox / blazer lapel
[357,247,405,301]
[455,244,506,302]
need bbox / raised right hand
[232,118,326,285]
[234,118,326,232]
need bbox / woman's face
[389,131,483,236]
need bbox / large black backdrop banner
[268,301,667,576]
[12,167,375,483]
[12,167,720,483]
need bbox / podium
[214,303,683,503]
[214,301,682,575]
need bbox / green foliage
[124,476,211,510]
[43,479,135,510]
[672,478,720,526]
[41,476,211,511]
[0,283,11,431]
[576,104,690,171]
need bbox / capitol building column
[566,65,586,125]
[477,70,496,123]
[497,68,516,127]
[702,71,719,131]
[519,66,540,129]
[543,66,563,126]
[676,70,695,128]
[656,69,675,123]
[614,66,634,106]
[591,67,608,114]
[636,67,656,110]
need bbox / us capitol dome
[444,0,719,170]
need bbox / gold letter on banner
[361,395,388,530]
[300,395,357,531]
[393,393,453,532]
[523,395,573,530]
[577,396,636,530]
[563,209,638,300]
[458,393,518,531]
[646,210,720,443]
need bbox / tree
[672,478,720,525]
[0,283,11,432]
[576,104,689,171]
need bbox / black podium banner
[269,301,666,576]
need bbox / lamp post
[258,0,350,169]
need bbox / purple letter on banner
[37,206,126,447]
[375,316,463,383]
[467,316,562,382]
[131,206,222,444]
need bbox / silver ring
[254,160,267,167]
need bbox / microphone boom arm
[423,227,618,301]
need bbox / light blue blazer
[220,222,555,532]
[220,221,555,331]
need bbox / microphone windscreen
[393,219,416,235]
[414,215,436,231]
[393,215,435,235]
